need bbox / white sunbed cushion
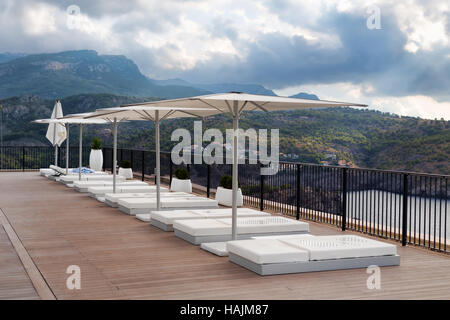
[88,186,156,194]
[281,235,397,261]
[174,219,230,236]
[74,181,104,188]
[119,197,218,209]
[118,186,155,192]
[59,175,121,182]
[86,175,125,181]
[173,216,309,236]
[251,234,315,240]
[40,168,56,175]
[151,210,203,224]
[89,186,115,194]
[217,217,309,234]
[153,207,257,218]
[193,208,264,217]
[161,198,218,208]
[151,208,270,225]
[49,165,106,175]
[136,214,151,222]
[201,242,229,256]
[104,190,176,202]
[75,181,148,188]
[227,239,310,264]
[157,192,196,197]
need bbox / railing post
[259,163,264,211]
[102,148,105,171]
[141,150,145,181]
[58,146,61,167]
[130,150,134,171]
[22,146,25,171]
[296,164,300,220]
[342,167,348,231]
[111,147,114,174]
[206,164,211,198]
[402,173,408,246]
[169,159,173,185]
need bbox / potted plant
[118,160,133,179]
[170,167,192,192]
[89,137,103,172]
[215,175,243,207]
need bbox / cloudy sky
[0,0,449,119]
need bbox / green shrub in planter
[91,137,102,150]
[174,168,190,180]
[219,175,240,189]
[219,175,232,189]
[120,160,131,168]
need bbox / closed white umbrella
[121,92,367,240]
[84,106,216,210]
[35,114,108,179]
[45,101,66,166]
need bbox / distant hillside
[289,92,319,100]
[0,53,27,64]
[2,93,448,175]
[0,94,149,145]
[0,50,208,99]
[150,78,318,98]
[150,79,277,95]
[0,50,319,101]
[192,83,276,96]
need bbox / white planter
[118,167,133,179]
[89,149,103,172]
[215,186,243,207]
[170,178,192,193]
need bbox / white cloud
[372,95,450,120]
[5,0,449,70]
[21,2,57,35]
[275,83,450,120]
[394,0,449,53]
[0,0,449,120]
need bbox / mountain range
[1,93,448,174]
[0,50,317,100]
[0,50,447,175]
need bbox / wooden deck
[0,172,449,300]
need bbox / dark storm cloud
[0,0,448,101]
[176,9,449,100]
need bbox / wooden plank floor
[0,172,449,300]
[0,225,39,300]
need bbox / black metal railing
[1,145,449,254]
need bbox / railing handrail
[103,146,450,178]
[1,144,449,254]
[3,145,449,178]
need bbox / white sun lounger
[48,165,106,176]
[104,191,193,207]
[227,235,400,275]
[200,234,316,257]
[40,168,65,176]
[118,197,219,215]
[150,208,271,231]
[59,174,125,185]
[87,185,164,198]
[74,180,148,192]
[173,216,309,245]
[40,166,82,178]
